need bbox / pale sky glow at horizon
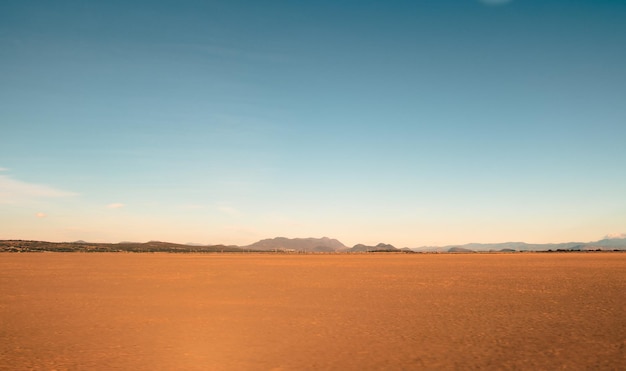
[1,0,625,247]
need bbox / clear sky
[1,0,625,247]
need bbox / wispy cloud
[214,202,242,216]
[181,204,206,210]
[106,203,125,209]
[479,0,513,5]
[0,167,9,172]
[217,205,241,217]
[604,233,626,239]
[0,174,77,204]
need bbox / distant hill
[413,237,626,252]
[348,243,398,252]
[448,246,474,253]
[114,241,242,253]
[244,237,346,252]
[592,237,626,248]
[0,240,243,253]
[2,235,625,254]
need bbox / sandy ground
[1,253,624,370]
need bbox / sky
[1,0,625,247]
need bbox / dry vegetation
[1,253,624,370]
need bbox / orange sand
[1,253,624,370]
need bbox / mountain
[244,237,346,252]
[448,246,474,253]
[3,235,625,254]
[348,243,398,252]
[112,241,243,252]
[592,237,626,248]
[412,237,626,252]
[0,240,243,253]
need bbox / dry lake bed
[1,253,624,370]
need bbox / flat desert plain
[1,253,624,370]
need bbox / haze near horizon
[1,0,625,247]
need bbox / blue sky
[1,0,625,247]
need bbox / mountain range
[243,236,626,253]
[1,236,625,253]
[414,236,626,252]
[239,236,626,253]
[244,239,407,253]
[244,237,345,252]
